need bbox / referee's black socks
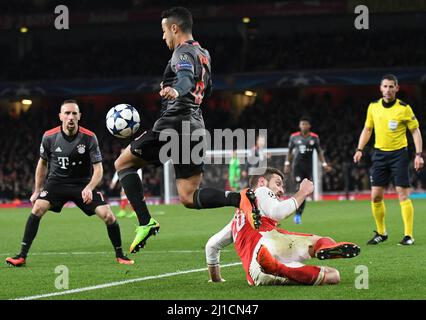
[20,213,41,258]
[117,167,151,226]
[193,188,241,209]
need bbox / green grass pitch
[1,200,425,300]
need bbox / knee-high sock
[257,246,321,285]
[400,199,414,237]
[193,188,241,209]
[118,167,151,226]
[20,213,41,258]
[371,201,386,235]
[107,221,124,257]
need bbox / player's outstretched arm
[205,221,233,283]
[30,158,48,204]
[353,127,373,163]
[411,128,424,172]
[256,179,313,221]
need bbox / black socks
[20,213,41,258]
[107,221,124,258]
[118,167,151,226]
[193,188,241,209]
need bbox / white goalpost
[163,148,322,204]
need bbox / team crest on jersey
[39,190,48,198]
[309,140,315,145]
[77,144,86,154]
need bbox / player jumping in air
[6,100,133,267]
[114,7,257,254]
[206,168,360,286]
[284,117,331,224]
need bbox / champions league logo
[77,144,86,154]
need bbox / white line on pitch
[0,250,231,257]
[12,262,242,300]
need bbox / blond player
[205,168,360,286]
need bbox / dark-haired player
[114,7,257,254]
[6,100,133,267]
[284,117,331,224]
[205,168,360,286]
[354,74,423,245]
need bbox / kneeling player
[205,168,360,286]
[6,100,133,267]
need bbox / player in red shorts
[205,167,360,286]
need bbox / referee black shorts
[37,180,108,216]
[130,129,204,180]
[370,147,410,188]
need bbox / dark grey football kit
[37,126,107,215]
[130,40,211,179]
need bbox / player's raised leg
[176,173,260,228]
[114,144,160,253]
[95,205,134,264]
[5,199,49,267]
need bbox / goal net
[162,148,323,204]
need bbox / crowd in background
[3,29,425,81]
[1,89,425,202]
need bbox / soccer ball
[106,104,140,138]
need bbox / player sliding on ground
[6,100,133,267]
[205,167,360,286]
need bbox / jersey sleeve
[405,105,419,131]
[39,135,51,161]
[88,135,102,164]
[365,103,374,128]
[314,136,321,151]
[255,187,299,221]
[205,220,233,266]
[171,47,196,75]
[288,136,295,151]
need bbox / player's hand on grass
[30,191,40,205]
[81,187,93,204]
[159,86,178,100]
[414,155,424,172]
[300,178,314,196]
[353,150,363,163]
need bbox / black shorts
[130,129,204,179]
[293,164,312,184]
[37,181,108,216]
[370,147,410,188]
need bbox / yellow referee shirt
[365,98,419,151]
